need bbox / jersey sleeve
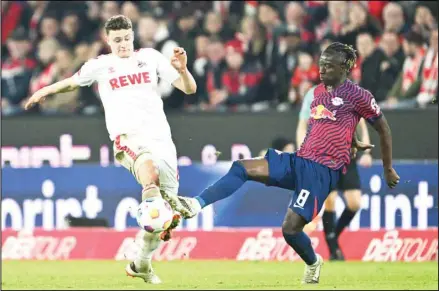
[299,86,315,121]
[353,88,383,124]
[72,58,100,87]
[151,49,180,85]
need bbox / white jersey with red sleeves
[73,48,180,141]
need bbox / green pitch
[2,260,437,290]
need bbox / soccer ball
[136,196,174,233]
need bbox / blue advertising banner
[1,162,437,231]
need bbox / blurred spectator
[388,27,438,108]
[276,28,302,110]
[413,5,437,41]
[339,2,382,48]
[257,2,283,105]
[195,34,210,61]
[374,31,405,102]
[280,2,315,51]
[137,14,179,58]
[355,32,381,87]
[100,1,120,24]
[382,2,409,35]
[29,38,60,98]
[1,0,434,114]
[189,34,211,109]
[366,1,389,26]
[121,2,140,28]
[38,13,59,41]
[27,1,50,42]
[202,36,227,111]
[236,16,266,66]
[38,47,79,114]
[211,40,264,111]
[203,11,234,42]
[289,51,320,106]
[82,1,101,35]
[316,1,349,41]
[169,8,199,72]
[283,2,306,32]
[57,12,83,50]
[383,30,426,108]
[417,28,438,107]
[1,1,31,49]
[1,29,36,116]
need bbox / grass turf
[2,260,437,290]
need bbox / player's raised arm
[170,47,197,95]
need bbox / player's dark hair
[324,42,357,73]
[104,15,132,34]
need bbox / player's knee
[282,209,306,235]
[238,158,269,183]
[282,221,301,236]
[344,190,362,212]
[137,159,160,187]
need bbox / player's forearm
[42,78,79,95]
[178,68,197,95]
[373,116,393,169]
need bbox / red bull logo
[311,105,336,121]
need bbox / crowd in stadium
[1,1,438,115]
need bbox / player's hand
[351,139,374,159]
[384,167,400,189]
[24,88,51,110]
[171,47,187,72]
[358,153,372,168]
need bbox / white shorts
[113,133,179,197]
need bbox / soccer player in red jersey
[179,42,400,284]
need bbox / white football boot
[177,196,202,218]
[125,261,162,284]
[160,191,195,219]
[302,254,323,284]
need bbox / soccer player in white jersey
[25,15,197,284]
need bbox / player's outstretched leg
[178,158,270,218]
[125,230,162,284]
[282,209,323,284]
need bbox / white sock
[134,230,162,272]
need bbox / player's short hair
[104,15,132,34]
[323,42,357,73]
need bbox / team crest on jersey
[311,105,336,121]
[137,61,147,68]
[331,97,344,106]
